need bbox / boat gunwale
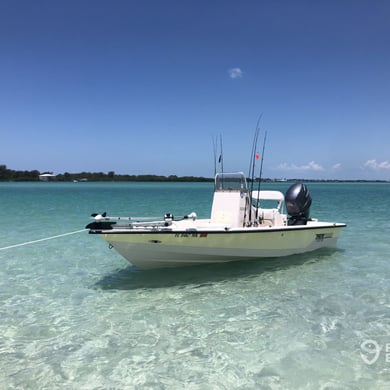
[89,223,346,235]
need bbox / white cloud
[364,159,390,170]
[228,67,243,79]
[332,163,341,170]
[277,161,325,171]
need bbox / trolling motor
[285,183,312,225]
[86,212,116,230]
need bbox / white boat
[86,172,346,269]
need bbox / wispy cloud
[332,163,341,170]
[228,67,243,79]
[364,159,390,170]
[277,161,325,171]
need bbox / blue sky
[1,0,389,179]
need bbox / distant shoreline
[0,165,388,183]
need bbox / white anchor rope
[0,229,87,251]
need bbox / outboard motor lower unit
[285,183,312,225]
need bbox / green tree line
[0,165,213,182]
[0,165,41,181]
[56,172,213,182]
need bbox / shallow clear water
[1,182,389,389]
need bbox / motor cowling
[285,183,312,225]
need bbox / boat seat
[261,208,276,220]
[258,208,278,226]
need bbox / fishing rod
[248,114,262,185]
[212,136,218,176]
[248,128,259,189]
[219,134,224,174]
[245,114,262,225]
[247,128,259,225]
[212,134,224,176]
[255,131,267,219]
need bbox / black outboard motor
[285,183,312,225]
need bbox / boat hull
[98,223,345,269]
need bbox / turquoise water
[1,181,389,389]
